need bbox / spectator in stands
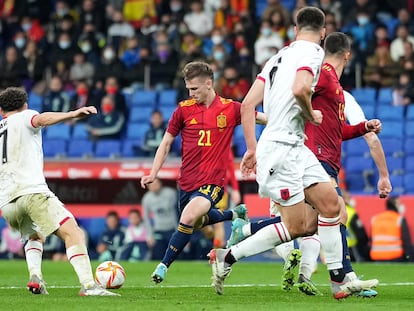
[397,7,414,35]
[95,76,128,120]
[119,209,152,261]
[370,196,414,262]
[54,13,77,41]
[202,27,233,57]
[41,76,71,112]
[125,46,152,91]
[141,177,178,260]
[43,234,66,261]
[0,224,25,259]
[363,41,400,89]
[55,59,75,92]
[151,39,179,90]
[122,0,157,29]
[94,45,126,89]
[70,80,95,112]
[142,110,167,157]
[342,0,377,28]
[269,6,289,41]
[22,40,46,92]
[398,41,414,68]
[158,13,179,43]
[210,44,228,71]
[78,0,105,33]
[48,32,80,75]
[392,71,414,107]
[261,0,290,25]
[86,95,125,141]
[342,190,370,262]
[77,21,106,66]
[390,24,414,62]
[19,15,46,45]
[313,0,342,26]
[229,46,254,83]
[169,0,186,24]
[107,10,135,54]
[217,65,250,102]
[13,30,28,55]
[0,45,28,89]
[184,0,213,37]
[367,24,390,56]
[69,52,95,85]
[96,211,125,261]
[254,20,284,67]
[120,36,141,69]
[137,14,159,49]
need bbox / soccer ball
[95,261,126,289]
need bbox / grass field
[0,260,413,311]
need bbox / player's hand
[366,119,382,134]
[72,106,97,119]
[140,175,155,189]
[377,176,392,198]
[241,149,256,177]
[310,109,323,125]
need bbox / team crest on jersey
[217,113,227,129]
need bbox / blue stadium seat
[406,105,414,120]
[171,134,181,156]
[122,139,146,157]
[95,140,121,158]
[404,138,414,155]
[377,87,393,105]
[158,89,178,107]
[67,139,94,158]
[376,106,404,121]
[386,157,404,175]
[390,175,405,194]
[344,156,373,173]
[345,173,367,193]
[351,88,376,106]
[343,137,370,157]
[131,90,157,107]
[83,218,106,247]
[233,136,247,157]
[404,156,414,173]
[359,105,375,120]
[405,120,414,137]
[380,138,404,157]
[125,122,149,141]
[45,123,71,140]
[404,173,414,193]
[159,105,176,120]
[72,123,89,139]
[43,139,67,158]
[380,121,404,138]
[129,106,154,123]
[28,92,43,111]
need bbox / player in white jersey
[272,90,392,296]
[0,87,118,297]
[209,7,359,299]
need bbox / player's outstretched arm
[140,132,175,189]
[32,106,97,127]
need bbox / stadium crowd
[0,0,414,261]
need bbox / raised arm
[32,106,97,127]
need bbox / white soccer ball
[95,261,126,289]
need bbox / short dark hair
[295,6,325,32]
[386,196,399,211]
[324,32,351,56]
[0,87,28,112]
[182,61,214,81]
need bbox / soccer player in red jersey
[140,61,266,284]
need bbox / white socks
[275,240,295,260]
[231,222,291,260]
[318,215,343,270]
[66,244,95,288]
[25,240,43,278]
[299,234,320,279]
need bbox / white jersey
[0,109,51,208]
[258,40,324,144]
[344,90,366,125]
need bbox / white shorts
[1,193,74,240]
[256,140,330,206]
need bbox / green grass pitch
[0,260,413,311]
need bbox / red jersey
[167,95,241,191]
[305,63,367,171]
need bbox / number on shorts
[0,129,8,163]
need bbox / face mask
[158,50,169,60]
[81,42,92,53]
[102,103,114,114]
[211,35,223,45]
[77,87,88,96]
[15,38,26,48]
[22,23,32,32]
[106,86,118,94]
[103,49,115,61]
[59,41,71,49]
[213,71,220,80]
[357,16,369,26]
[213,51,224,61]
[349,198,356,207]
[56,9,68,17]
[287,28,295,40]
[171,4,182,12]
[240,55,249,62]
[261,27,272,37]
[398,204,405,214]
